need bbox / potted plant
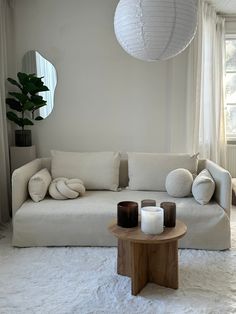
[6,72,49,146]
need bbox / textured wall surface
[13,0,189,157]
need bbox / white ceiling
[208,0,236,14]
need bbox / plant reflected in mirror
[22,50,57,119]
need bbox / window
[225,35,236,140]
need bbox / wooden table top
[108,220,187,244]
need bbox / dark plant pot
[15,130,32,147]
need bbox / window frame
[225,34,236,142]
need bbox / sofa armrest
[201,159,232,217]
[12,158,43,217]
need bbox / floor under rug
[0,219,236,314]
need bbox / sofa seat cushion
[13,190,230,250]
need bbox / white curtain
[0,0,13,222]
[186,0,226,167]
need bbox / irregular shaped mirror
[22,50,57,118]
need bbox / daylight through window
[225,36,236,140]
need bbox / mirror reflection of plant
[6,72,49,130]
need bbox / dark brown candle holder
[141,199,156,208]
[117,201,138,228]
[160,202,176,228]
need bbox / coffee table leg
[130,242,148,295]
[117,239,131,277]
[117,239,179,295]
[148,240,179,289]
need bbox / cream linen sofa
[12,155,231,250]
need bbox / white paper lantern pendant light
[114,0,198,61]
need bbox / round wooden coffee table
[108,220,187,295]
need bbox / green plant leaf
[7,111,19,121]
[35,116,44,120]
[38,85,49,92]
[20,76,50,95]
[17,72,29,85]
[30,95,44,104]
[31,76,43,85]
[6,98,22,112]
[23,82,38,94]
[7,78,22,90]
[32,102,47,110]
[23,100,35,111]
[30,76,49,93]
[7,111,33,127]
[23,118,34,126]
[6,111,22,127]
[9,92,28,104]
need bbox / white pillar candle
[141,206,164,235]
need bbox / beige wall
[13,0,189,157]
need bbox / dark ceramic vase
[117,201,138,228]
[15,130,32,147]
[160,202,176,228]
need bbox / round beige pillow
[165,168,193,197]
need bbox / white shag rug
[0,224,236,314]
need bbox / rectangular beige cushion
[128,152,198,191]
[51,151,120,191]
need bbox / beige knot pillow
[165,168,193,197]
[49,177,86,200]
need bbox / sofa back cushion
[51,150,120,191]
[128,152,198,191]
